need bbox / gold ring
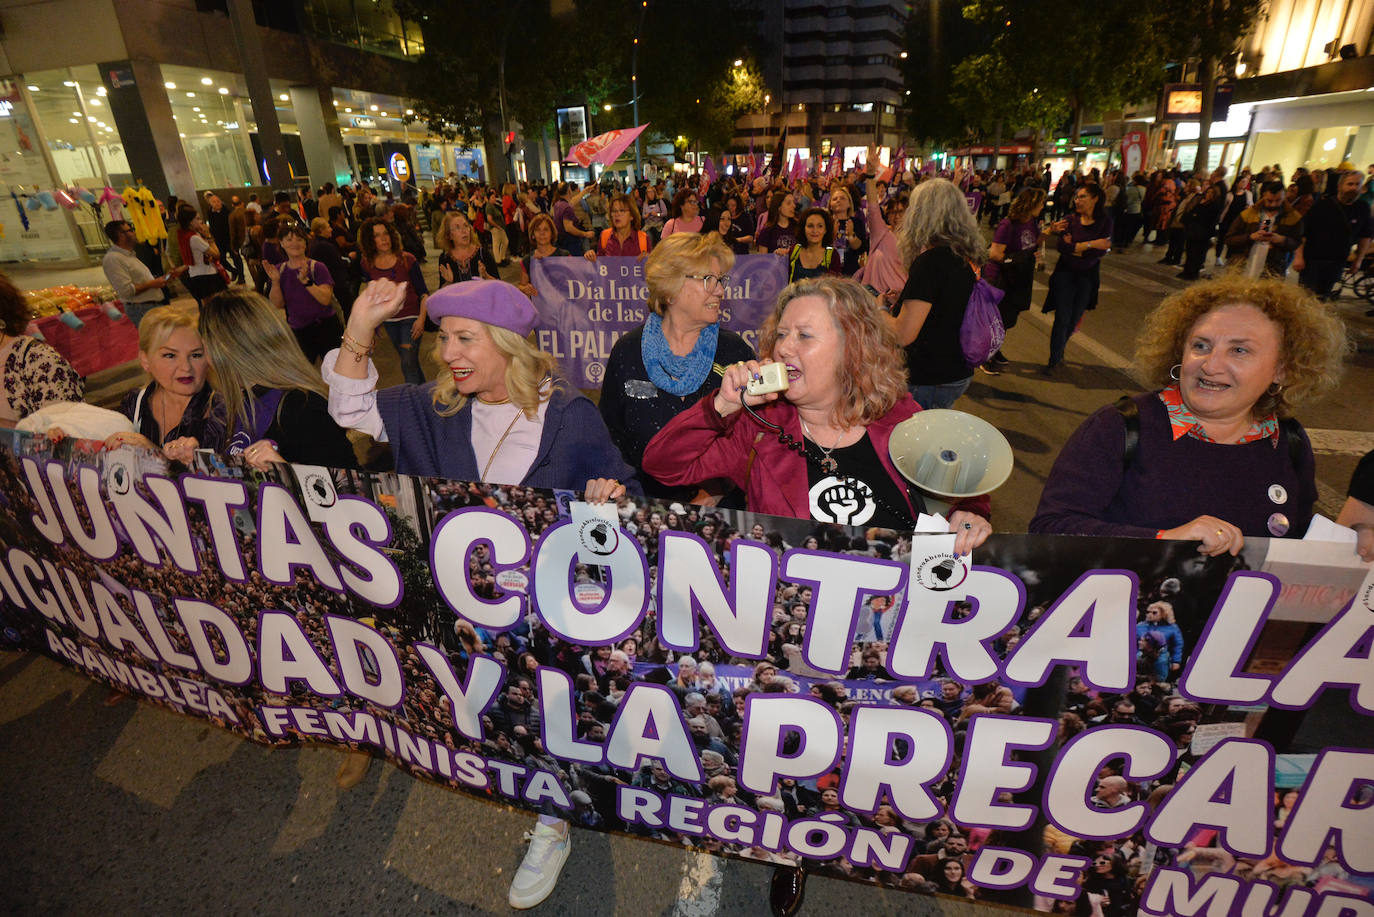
[1216,529,1224,538]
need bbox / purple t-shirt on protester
[984,218,1041,284]
[552,199,580,248]
[277,260,335,329]
[755,221,798,253]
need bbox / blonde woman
[598,231,755,499]
[109,305,226,462]
[436,210,498,287]
[322,275,635,910]
[198,290,357,470]
[324,276,633,488]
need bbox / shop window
[15,67,124,256]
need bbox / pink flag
[825,147,842,179]
[565,123,649,168]
[789,151,804,183]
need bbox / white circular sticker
[1268,483,1287,505]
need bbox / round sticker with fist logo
[808,475,874,526]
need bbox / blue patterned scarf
[641,312,719,396]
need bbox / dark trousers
[218,241,244,283]
[184,271,228,307]
[1298,260,1346,300]
[292,315,344,363]
[1180,237,1211,279]
[1115,213,1142,247]
[1046,266,1097,367]
[1162,228,1186,264]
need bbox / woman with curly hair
[1031,274,1348,554]
[357,216,429,385]
[642,276,992,540]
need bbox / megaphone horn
[888,410,1014,515]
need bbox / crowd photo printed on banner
[1,429,1372,917]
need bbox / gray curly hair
[896,178,987,267]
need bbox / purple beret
[425,278,538,336]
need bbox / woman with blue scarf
[599,231,755,500]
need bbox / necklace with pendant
[800,417,841,474]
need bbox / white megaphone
[888,410,1014,517]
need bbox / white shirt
[102,245,162,303]
[187,234,216,277]
[322,349,549,484]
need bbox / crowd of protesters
[1,145,1372,917]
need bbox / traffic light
[504,130,516,155]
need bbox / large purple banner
[529,255,788,389]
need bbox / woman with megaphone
[643,276,991,544]
[642,275,992,916]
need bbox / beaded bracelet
[340,331,374,363]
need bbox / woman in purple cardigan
[1030,275,1347,554]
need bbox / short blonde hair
[138,305,200,355]
[758,277,908,429]
[430,321,561,420]
[1135,272,1349,418]
[643,231,735,316]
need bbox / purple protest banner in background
[529,255,788,389]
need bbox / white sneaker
[509,821,571,909]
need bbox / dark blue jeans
[382,319,425,385]
[1047,265,1099,367]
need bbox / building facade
[0,0,494,265]
[733,0,909,174]
[1159,0,1374,176]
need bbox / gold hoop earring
[1169,364,1181,381]
[1267,382,1283,396]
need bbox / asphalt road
[5,237,1372,916]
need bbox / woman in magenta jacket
[642,276,991,543]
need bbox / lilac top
[1029,393,1315,539]
[277,260,335,329]
[553,199,581,246]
